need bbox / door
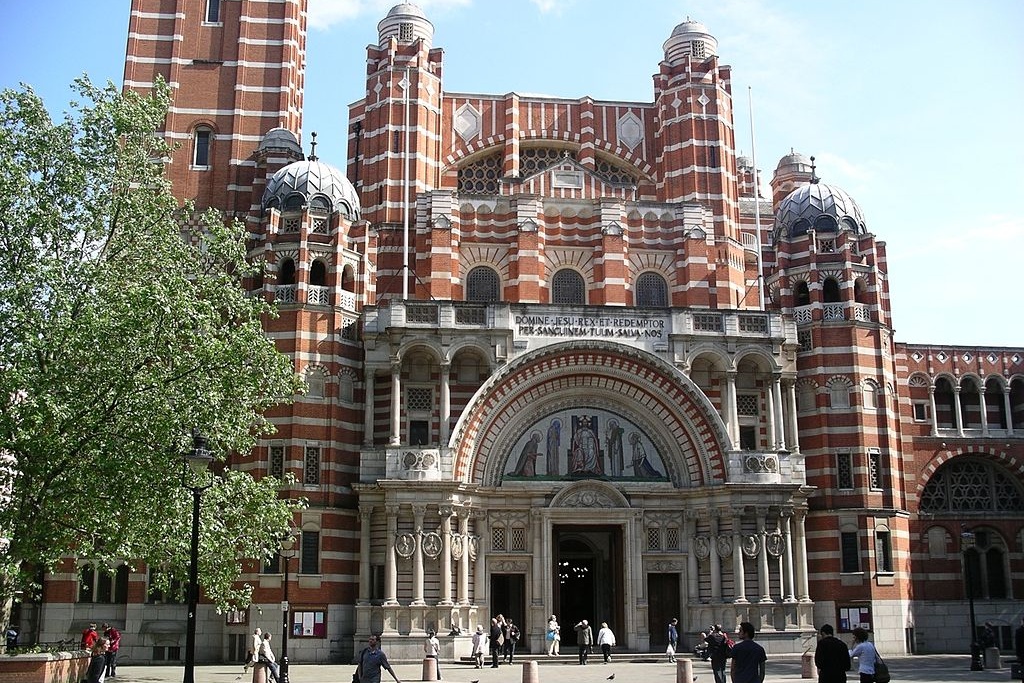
[647,573,681,648]
[553,525,624,647]
[490,574,527,652]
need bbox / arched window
[466,266,500,302]
[829,381,851,409]
[822,277,841,303]
[797,384,816,413]
[854,277,869,303]
[862,380,880,410]
[635,272,668,308]
[278,259,296,285]
[963,529,1010,599]
[341,264,356,292]
[793,281,810,306]
[310,260,327,286]
[305,368,325,399]
[552,269,585,305]
[193,127,212,167]
[920,458,1024,513]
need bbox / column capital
[439,504,454,518]
[359,503,375,520]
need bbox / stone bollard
[983,646,1002,670]
[801,651,815,678]
[676,657,694,683]
[522,659,540,683]
[251,662,267,683]
[421,656,438,681]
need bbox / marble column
[389,361,402,446]
[1004,386,1015,435]
[726,372,739,445]
[439,506,454,605]
[765,380,777,450]
[457,508,471,606]
[785,379,800,452]
[358,504,373,604]
[412,503,426,605]
[732,512,747,603]
[757,509,771,603]
[953,386,964,437]
[928,385,939,437]
[384,504,399,605]
[439,362,452,445]
[772,374,786,451]
[709,513,722,602]
[686,513,699,603]
[979,385,989,436]
[794,509,810,602]
[782,512,795,602]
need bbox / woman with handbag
[848,627,879,683]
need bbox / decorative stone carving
[744,453,779,474]
[451,534,465,561]
[396,532,416,558]
[766,532,784,558]
[616,111,644,150]
[422,532,443,559]
[694,535,711,560]
[648,559,683,572]
[492,560,530,572]
[742,534,760,558]
[454,102,481,143]
[716,535,733,558]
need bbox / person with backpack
[707,623,732,683]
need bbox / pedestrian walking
[815,624,851,683]
[354,634,402,683]
[471,625,486,669]
[730,621,766,683]
[574,619,593,665]
[667,617,679,663]
[597,621,616,663]
[848,627,878,683]
[547,615,561,656]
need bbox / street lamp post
[182,430,214,683]
[279,533,298,683]
[960,527,984,672]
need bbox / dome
[378,3,434,48]
[774,182,867,240]
[663,18,718,65]
[257,127,302,156]
[737,155,752,170]
[775,151,813,176]
[262,160,360,220]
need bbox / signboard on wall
[838,606,872,632]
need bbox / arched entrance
[553,525,624,646]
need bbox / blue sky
[1,0,1022,348]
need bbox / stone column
[732,511,747,604]
[726,371,739,445]
[794,509,810,602]
[782,511,795,602]
[785,378,800,452]
[530,509,544,610]
[757,509,771,603]
[979,385,989,436]
[953,386,964,437]
[765,380,777,450]
[709,513,722,602]
[439,362,452,445]
[1004,386,1015,435]
[358,504,374,604]
[412,503,426,605]
[772,374,786,451]
[686,512,699,603]
[439,505,454,605]
[928,385,939,437]
[385,504,400,605]
[363,369,375,445]
[389,361,402,446]
[457,508,471,606]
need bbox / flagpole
[748,86,765,309]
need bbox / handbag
[351,673,359,683]
[874,652,891,683]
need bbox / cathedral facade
[26,0,1024,665]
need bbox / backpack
[709,632,731,658]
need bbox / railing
[406,303,439,325]
[738,314,768,334]
[275,284,297,303]
[307,285,330,306]
[794,305,813,325]
[692,312,724,332]
[823,304,845,321]
[851,303,871,322]
[454,303,487,325]
[339,290,357,310]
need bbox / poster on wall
[504,408,667,481]
[838,606,871,632]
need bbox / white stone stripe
[128,32,181,42]
[131,11,184,19]
[125,56,298,69]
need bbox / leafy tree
[0,77,305,635]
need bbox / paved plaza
[111,654,1018,683]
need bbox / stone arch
[550,480,631,508]
[451,341,729,488]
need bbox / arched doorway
[553,526,624,647]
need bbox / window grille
[269,445,285,478]
[406,303,439,324]
[798,329,813,352]
[647,527,661,550]
[520,148,574,177]
[868,450,882,489]
[398,22,413,41]
[282,216,301,233]
[311,217,328,234]
[738,314,768,334]
[455,303,487,324]
[837,452,853,490]
[593,157,636,185]
[551,269,585,305]
[736,394,759,417]
[466,266,500,302]
[301,530,319,574]
[691,39,706,58]
[457,154,502,194]
[693,313,723,332]
[636,272,668,308]
[492,527,506,551]
[304,446,321,485]
[406,387,432,411]
[510,527,526,551]
[920,459,1024,512]
[665,527,680,550]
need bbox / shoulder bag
[874,651,891,683]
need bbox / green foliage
[0,77,305,612]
